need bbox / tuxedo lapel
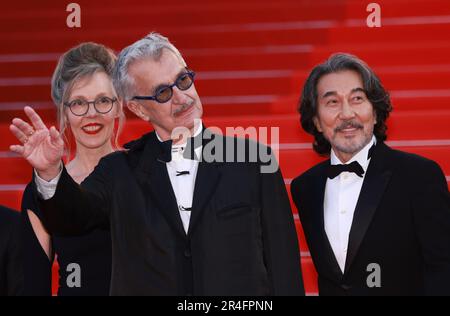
[309,162,344,281]
[344,142,393,274]
[187,131,222,236]
[188,161,221,235]
[148,160,187,238]
[131,132,187,239]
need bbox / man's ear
[313,116,323,133]
[114,98,124,118]
[127,101,150,121]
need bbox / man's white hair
[113,32,187,102]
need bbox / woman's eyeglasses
[64,96,117,116]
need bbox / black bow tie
[157,128,204,163]
[327,160,365,179]
[157,139,173,162]
[326,142,376,179]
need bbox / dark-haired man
[291,53,450,295]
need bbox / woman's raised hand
[9,106,64,181]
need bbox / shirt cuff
[34,165,63,200]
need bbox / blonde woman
[15,42,124,295]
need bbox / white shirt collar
[156,121,203,162]
[155,120,203,147]
[330,135,376,171]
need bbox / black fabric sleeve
[4,209,23,296]
[259,147,305,295]
[411,160,450,295]
[21,184,52,296]
[36,156,113,236]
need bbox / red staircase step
[294,217,309,253]
[310,41,450,68]
[0,26,330,54]
[0,49,311,77]
[290,67,450,93]
[1,1,347,33]
[0,189,23,210]
[329,23,450,46]
[0,157,33,185]
[0,60,57,78]
[344,0,450,19]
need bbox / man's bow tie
[327,160,365,179]
[157,131,203,163]
[326,143,376,179]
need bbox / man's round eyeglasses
[132,69,195,104]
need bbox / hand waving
[9,106,64,180]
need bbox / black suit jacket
[37,129,304,296]
[0,205,23,296]
[291,141,450,295]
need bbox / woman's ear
[62,103,70,124]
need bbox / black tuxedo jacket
[37,129,304,296]
[0,205,22,295]
[291,141,450,295]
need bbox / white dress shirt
[35,123,203,235]
[324,136,376,273]
[156,123,203,234]
[34,166,62,200]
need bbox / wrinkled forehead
[68,71,115,100]
[317,70,364,98]
[128,49,186,90]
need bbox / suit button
[184,249,191,258]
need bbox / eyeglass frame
[131,68,196,104]
[63,96,117,116]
